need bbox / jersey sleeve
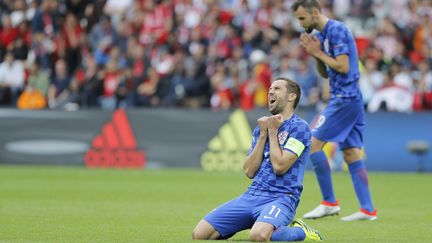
[328,24,350,57]
[280,122,311,158]
[247,125,260,156]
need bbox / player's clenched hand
[267,114,283,131]
[257,116,269,136]
[300,33,321,57]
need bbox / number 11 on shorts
[268,205,281,218]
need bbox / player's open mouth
[270,98,276,104]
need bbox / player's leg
[192,194,255,240]
[340,149,376,221]
[192,220,220,240]
[304,101,359,219]
[339,109,377,221]
[268,219,323,241]
[249,222,275,242]
[304,137,340,219]
[341,147,376,221]
[252,196,322,241]
[251,198,301,242]
[250,221,322,242]
[309,136,338,204]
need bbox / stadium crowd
[0,0,431,112]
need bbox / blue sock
[271,226,305,241]
[310,151,336,203]
[348,160,375,212]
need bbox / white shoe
[303,203,341,219]
[340,210,377,221]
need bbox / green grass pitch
[1,166,431,242]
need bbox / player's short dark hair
[274,77,301,109]
[291,0,322,12]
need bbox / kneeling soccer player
[192,77,322,241]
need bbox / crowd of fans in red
[0,0,431,111]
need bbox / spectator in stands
[293,60,318,108]
[0,52,25,105]
[99,59,122,109]
[359,58,385,106]
[139,0,172,47]
[26,61,50,97]
[164,49,188,106]
[273,55,295,81]
[0,0,430,112]
[17,61,49,110]
[209,64,234,110]
[47,58,73,109]
[250,49,271,108]
[103,0,133,27]
[31,0,58,37]
[60,12,84,74]
[393,61,414,91]
[416,60,432,91]
[182,42,211,107]
[133,67,159,107]
[225,45,249,84]
[115,17,133,54]
[9,0,27,27]
[89,15,118,61]
[12,21,31,61]
[0,14,19,59]
[76,55,103,107]
[412,60,432,111]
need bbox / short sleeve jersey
[316,19,362,100]
[246,114,311,199]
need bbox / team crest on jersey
[278,131,288,145]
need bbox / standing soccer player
[192,77,322,241]
[292,0,377,221]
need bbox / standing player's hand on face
[300,33,321,57]
[257,116,269,137]
[267,115,283,131]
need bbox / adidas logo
[84,109,147,168]
[200,109,252,172]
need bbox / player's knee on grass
[342,147,362,163]
[192,220,220,240]
[249,222,274,242]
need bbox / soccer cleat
[303,202,341,219]
[291,218,323,241]
[340,209,377,221]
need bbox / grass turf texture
[0,166,431,242]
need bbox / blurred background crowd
[0,0,431,112]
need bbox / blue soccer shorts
[204,193,298,239]
[312,98,365,149]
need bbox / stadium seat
[406,140,429,172]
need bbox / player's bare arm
[315,58,328,78]
[243,116,268,179]
[299,34,327,78]
[267,115,298,175]
[300,33,349,74]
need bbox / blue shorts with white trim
[312,97,365,149]
[204,193,297,239]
